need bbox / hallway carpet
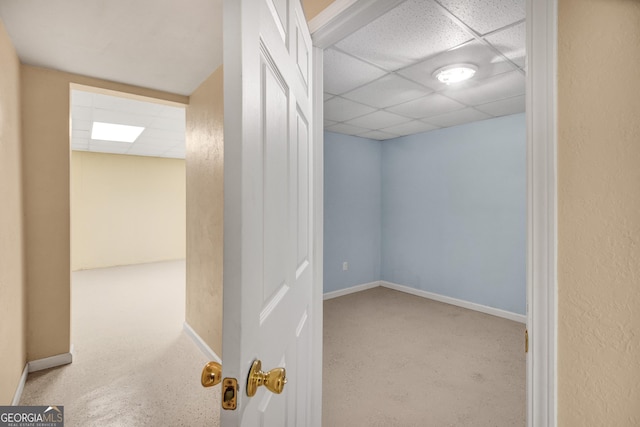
[322,287,526,427]
[19,261,220,426]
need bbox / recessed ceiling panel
[326,123,370,136]
[475,94,525,116]
[358,130,399,141]
[345,110,411,130]
[380,120,440,136]
[443,70,525,105]
[485,22,526,68]
[423,107,491,128]
[437,0,525,35]
[398,40,517,92]
[387,93,466,119]
[71,89,186,158]
[323,97,376,122]
[342,74,432,109]
[323,48,387,95]
[335,0,472,70]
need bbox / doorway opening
[319,0,527,424]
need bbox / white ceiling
[71,89,186,159]
[0,0,524,142]
[323,0,526,140]
[0,0,222,96]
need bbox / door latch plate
[222,378,238,410]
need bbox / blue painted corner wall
[323,113,526,315]
[324,132,382,293]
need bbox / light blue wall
[380,114,526,314]
[324,132,381,293]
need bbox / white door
[221,0,318,425]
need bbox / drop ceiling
[323,0,526,140]
[71,89,186,159]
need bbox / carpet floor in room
[20,262,525,426]
[322,287,526,427]
[19,260,221,427]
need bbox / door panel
[222,0,316,425]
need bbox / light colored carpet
[20,263,524,426]
[322,287,526,427]
[20,261,220,427]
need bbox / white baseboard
[27,348,74,373]
[380,281,526,324]
[11,364,29,406]
[323,281,381,300]
[183,322,222,364]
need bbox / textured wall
[185,66,224,355]
[381,114,526,314]
[558,0,640,424]
[71,151,186,270]
[324,132,381,293]
[0,19,26,405]
[20,64,187,361]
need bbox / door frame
[309,0,558,425]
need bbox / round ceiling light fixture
[433,64,478,85]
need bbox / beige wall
[20,64,188,361]
[302,0,335,20]
[185,66,224,356]
[71,151,186,271]
[558,0,640,424]
[0,20,26,406]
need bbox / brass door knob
[246,360,287,397]
[201,361,222,387]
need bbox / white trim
[11,364,29,406]
[27,351,73,373]
[310,0,406,49]
[310,45,325,427]
[381,281,527,324]
[183,322,222,364]
[323,281,380,300]
[527,0,558,425]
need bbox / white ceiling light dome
[433,64,478,84]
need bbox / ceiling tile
[342,74,432,109]
[93,93,165,116]
[324,119,338,127]
[71,90,93,107]
[436,0,525,35]
[387,93,466,119]
[324,97,377,122]
[72,105,92,121]
[72,129,90,139]
[88,141,131,154]
[380,120,440,136]
[326,123,370,136]
[335,0,471,70]
[423,107,491,128]
[443,70,525,105]
[148,117,185,131]
[323,48,387,95]
[358,130,399,141]
[345,110,411,130]
[324,93,334,102]
[125,146,168,157]
[475,94,525,117]
[92,109,154,128]
[398,40,518,92]
[485,22,526,68]
[71,139,89,150]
